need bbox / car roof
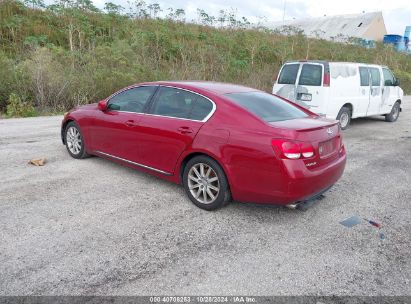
[138,81,259,95]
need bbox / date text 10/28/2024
[149,296,256,303]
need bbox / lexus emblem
[326,128,333,136]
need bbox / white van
[272,61,403,129]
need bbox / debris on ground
[339,215,363,228]
[363,218,382,228]
[340,215,385,241]
[28,158,46,166]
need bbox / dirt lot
[0,98,410,296]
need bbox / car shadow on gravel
[88,152,328,217]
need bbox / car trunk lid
[270,117,342,168]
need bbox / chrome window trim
[94,151,172,176]
[106,85,217,123]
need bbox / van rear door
[273,63,300,102]
[295,62,327,113]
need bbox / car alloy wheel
[183,155,231,210]
[64,121,89,159]
[66,126,82,155]
[188,162,220,204]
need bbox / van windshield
[225,91,308,122]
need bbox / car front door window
[108,86,157,113]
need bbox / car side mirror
[98,100,108,111]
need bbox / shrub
[6,93,37,117]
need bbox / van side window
[369,68,381,86]
[382,68,395,86]
[278,64,299,85]
[298,64,322,86]
[359,67,369,86]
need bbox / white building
[267,12,387,42]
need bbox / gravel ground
[0,98,410,296]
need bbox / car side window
[359,67,370,86]
[278,64,299,85]
[108,86,157,112]
[382,68,395,86]
[151,87,195,119]
[190,95,214,121]
[298,64,322,86]
[151,87,214,121]
[369,68,381,87]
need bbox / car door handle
[124,120,137,127]
[177,126,193,134]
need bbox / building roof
[267,12,387,41]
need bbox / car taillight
[323,72,330,87]
[301,142,314,158]
[282,141,301,159]
[272,139,315,159]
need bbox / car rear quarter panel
[180,97,292,203]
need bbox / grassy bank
[1,0,411,117]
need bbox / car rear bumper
[231,147,346,205]
[282,149,346,204]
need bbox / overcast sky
[91,0,410,35]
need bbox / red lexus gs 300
[62,81,346,210]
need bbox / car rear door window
[359,67,370,86]
[190,95,214,121]
[382,68,395,86]
[108,86,157,112]
[151,87,213,121]
[225,91,308,122]
[278,64,299,85]
[369,68,381,86]
[298,64,322,86]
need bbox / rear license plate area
[319,138,338,158]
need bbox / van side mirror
[98,100,108,111]
[394,78,400,86]
[384,80,392,86]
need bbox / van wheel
[337,107,351,130]
[385,101,400,122]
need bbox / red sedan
[62,81,346,210]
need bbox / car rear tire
[64,121,89,159]
[385,101,400,122]
[183,155,231,211]
[337,106,351,130]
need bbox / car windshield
[225,91,308,122]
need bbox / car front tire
[385,101,400,122]
[64,121,89,159]
[183,155,231,211]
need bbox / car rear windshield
[225,91,309,122]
